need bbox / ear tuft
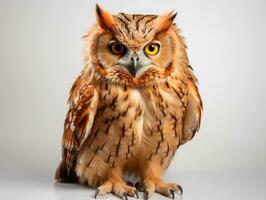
[95,4,115,32]
[156,11,177,33]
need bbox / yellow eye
[109,41,126,55]
[144,43,160,56]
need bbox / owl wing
[55,71,99,182]
[181,67,203,144]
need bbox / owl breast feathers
[55,4,202,199]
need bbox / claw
[144,191,149,200]
[177,184,183,195]
[122,193,128,200]
[170,189,175,199]
[134,190,139,199]
[94,189,99,199]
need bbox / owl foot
[94,180,139,199]
[143,179,182,199]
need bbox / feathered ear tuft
[156,11,177,33]
[96,4,115,32]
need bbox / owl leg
[94,167,138,199]
[143,179,182,199]
[140,163,182,199]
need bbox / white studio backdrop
[0,1,265,199]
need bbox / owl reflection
[55,4,202,200]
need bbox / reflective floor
[0,170,265,200]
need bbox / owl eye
[109,41,126,55]
[144,43,160,56]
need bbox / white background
[0,0,265,199]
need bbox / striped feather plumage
[55,4,202,199]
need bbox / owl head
[84,4,188,87]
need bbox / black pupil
[149,45,156,52]
[114,44,122,52]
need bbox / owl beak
[127,55,140,77]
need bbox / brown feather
[56,7,202,198]
[55,71,99,181]
[156,11,177,33]
[96,4,115,32]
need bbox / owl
[55,4,202,200]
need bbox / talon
[94,189,99,199]
[122,193,128,200]
[177,184,183,195]
[134,190,139,199]
[170,189,175,199]
[144,191,149,200]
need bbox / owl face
[89,5,179,87]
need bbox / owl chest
[88,83,186,164]
[97,85,144,131]
[141,87,187,145]
[96,83,186,141]
[85,85,144,162]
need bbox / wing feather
[181,67,203,144]
[55,72,98,182]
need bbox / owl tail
[55,160,77,183]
